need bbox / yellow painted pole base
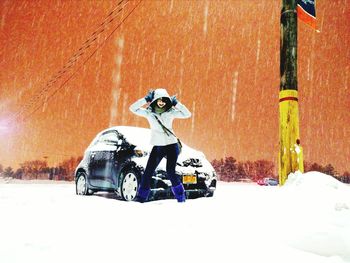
[279,90,304,185]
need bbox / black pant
[140,143,181,189]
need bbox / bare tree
[3,167,14,178]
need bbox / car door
[88,131,120,189]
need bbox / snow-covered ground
[0,172,349,263]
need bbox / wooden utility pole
[279,0,304,185]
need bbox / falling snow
[231,71,238,122]
[203,1,209,35]
[0,0,348,175]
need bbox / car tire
[76,172,93,195]
[120,168,140,201]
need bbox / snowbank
[278,171,350,261]
[0,172,349,263]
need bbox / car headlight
[205,171,217,181]
[205,173,211,181]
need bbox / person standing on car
[129,88,191,202]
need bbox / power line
[3,0,143,167]
[9,0,143,125]
[9,0,131,122]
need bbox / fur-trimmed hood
[149,88,172,113]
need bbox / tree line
[0,157,82,181]
[211,157,276,182]
[211,157,350,184]
[0,156,349,184]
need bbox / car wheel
[76,172,92,195]
[120,169,140,201]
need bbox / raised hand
[144,90,154,102]
[171,95,178,106]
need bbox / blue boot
[135,187,150,203]
[171,184,186,202]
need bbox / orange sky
[0,0,349,173]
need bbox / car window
[98,131,120,144]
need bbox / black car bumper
[149,173,216,200]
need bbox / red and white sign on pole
[297,0,317,30]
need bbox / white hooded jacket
[129,89,191,146]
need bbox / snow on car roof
[113,126,152,149]
[103,126,205,160]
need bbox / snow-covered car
[75,126,217,201]
[257,178,279,186]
